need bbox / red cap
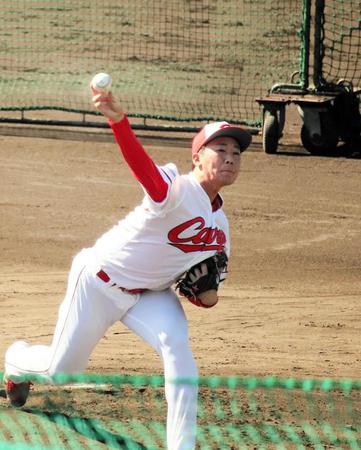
[192,121,252,155]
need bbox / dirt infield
[0,127,360,382]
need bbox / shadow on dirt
[276,142,361,159]
[24,408,156,450]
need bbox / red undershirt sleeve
[109,115,169,203]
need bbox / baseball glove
[176,251,228,300]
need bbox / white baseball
[91,73,112,93]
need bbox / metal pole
[300,0,312,90]
[313,0,326,89]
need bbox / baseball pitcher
[4,86,251,450]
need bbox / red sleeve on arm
[109,115,169,203]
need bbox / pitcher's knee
[160,333,198,377]
[159,330,190,356]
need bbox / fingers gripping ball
[176,251,228,308]
[91,72,112,93]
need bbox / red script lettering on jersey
[168,217,226,253]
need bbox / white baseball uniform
[5,116,231,450]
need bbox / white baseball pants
[5,248,198,450]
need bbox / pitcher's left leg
[122,289,198,450]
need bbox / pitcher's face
[193,136,242,189]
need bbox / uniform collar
[188,172,224,212]
[211,194,223,212]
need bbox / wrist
[108,113,126,126]
[187,291,218,308]
[197,289,218,307]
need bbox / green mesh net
[1,373,360,449]
[0,0,305,125]
[316,0,361,90]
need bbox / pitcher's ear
[192,150,202,167]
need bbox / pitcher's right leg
[4,249,136,405]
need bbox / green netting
[0,0,305,125]
[1,373,360,449]
[315,0,361,90]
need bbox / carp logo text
[167,217,226,253]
